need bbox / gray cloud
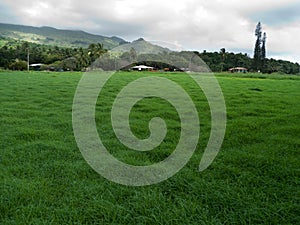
[250,2,300,26]
[0,2,20,24]
[1,0,299,62]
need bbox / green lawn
[0,71,299,224]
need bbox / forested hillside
[0,23,126,49]
[0,36,299,74]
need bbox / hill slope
[0,23,171,54]
[0,23,127,49]
[112,38,171,54]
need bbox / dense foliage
[0,37,299,74]
[0,38,107,71]
[195,50,299,74]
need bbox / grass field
[0,71,299,224]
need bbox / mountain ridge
[0,23,172,55]
[0,23,127,49]
[112,37,171,55]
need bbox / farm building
[29,63,44,70]
[131,65,154,71]
[229,67,248,73]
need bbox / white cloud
[1,0,299,62]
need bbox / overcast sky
[1,0,299,63]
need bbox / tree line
[0,38,107,71]
[0,37,299,74]
[194,49,299,74]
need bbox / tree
[255,22,262,38]
[260,32,267,72]
[253,22,268,72]
[75,47,90,70]
[62,57,77,71]
[88,43,107,62]
[261,32,266,60]
[253,22,262,71]
[9,59,27,71]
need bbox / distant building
[131,65,154,71]
[229,67,248,73]
[29,63,44,71]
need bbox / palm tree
[88,43,107,62]
[76,47,90,70]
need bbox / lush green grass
[0,71,299,224]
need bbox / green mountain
[0,23,127,49]
[0,23,172,54]
[112,38,171,54]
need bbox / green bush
[8,60,27,71]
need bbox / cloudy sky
[0,0,299,63]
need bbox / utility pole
[27,47,30,72]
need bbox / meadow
[0,71,299,224]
